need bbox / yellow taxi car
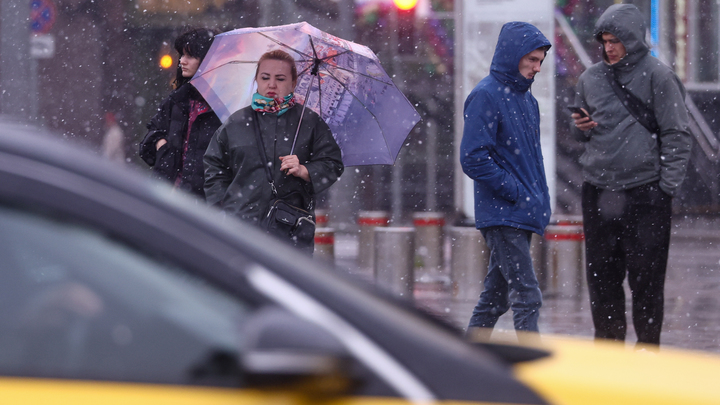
[1,117,720,405]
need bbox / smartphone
[568,106,591,120]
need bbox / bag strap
[251,110,313,210]
[251,110,278,198]
[605,67,661,134]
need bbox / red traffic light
[393,0,417,11]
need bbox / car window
[0,203,251,386]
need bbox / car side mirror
[466,328,550,364]
[471,341,550,364]
[239,306,359,395]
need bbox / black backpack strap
[605,67,661,134]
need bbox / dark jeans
[468,226,542,332]
[582,181,671,345]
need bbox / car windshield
[0,203,250,384]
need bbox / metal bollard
[413,212,446,283]
[374,227,415,299]
[552,214,583,226]
[357,210,389,269]
[534,215,582,290]
[448,226,489,301]
[543,223,585,298]
[314,227,334,262]
[314,208,329,228]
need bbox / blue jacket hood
[490,22,551,92]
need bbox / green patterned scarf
[251,92,295,116]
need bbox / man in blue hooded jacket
[460,22,552,335]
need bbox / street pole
[389,5,404,224]
[0,0,34,120]
[453,0,468,219]
[326,0,365,229]
[426,117,438,210]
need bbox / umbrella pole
[290,71,315,155]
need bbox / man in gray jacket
[571,4,692,347]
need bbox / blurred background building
[1,0,719,230]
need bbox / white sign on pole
[30,34,55,59]
[454,0,556,220]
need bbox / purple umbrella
[190,22,421,166]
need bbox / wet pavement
[333,214,720,353]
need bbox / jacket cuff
[659,181,675,197]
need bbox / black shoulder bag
[252,111,315,248]
[606,67,661,134]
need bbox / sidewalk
[331,216,720,353]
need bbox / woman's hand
[279,155,310,182]
[155,138,168,150]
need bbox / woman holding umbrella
[203,49,344,253]
[139,27,221,200]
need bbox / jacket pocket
[152,143,180,182]
[495,170,519,204]
[514,180,544,213]
[514,181,531,208]
[139,130,165,165]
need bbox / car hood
[513,334,720,405]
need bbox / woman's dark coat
[203,104,344,225]
[139,84,222,198]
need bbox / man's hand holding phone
[568,106,597,131]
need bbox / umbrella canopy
[190,22,421,166]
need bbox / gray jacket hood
[594,4,649,67]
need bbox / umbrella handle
[290,74,315,156]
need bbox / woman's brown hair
[255,49,298,84]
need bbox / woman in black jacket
[139,27,221,199]
[204,49,344,252]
